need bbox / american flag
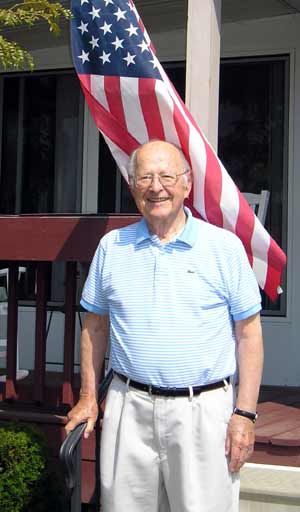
[71,0,286,301]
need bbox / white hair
[127,140,192,184]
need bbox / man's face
[130,141,191,225]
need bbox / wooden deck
[250,386,300,467]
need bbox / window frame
[220,51,292,319]
[0,68,85,216]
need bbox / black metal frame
[59,369,113,511]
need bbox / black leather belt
[115,372,230,397]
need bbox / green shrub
[0,422,65,512]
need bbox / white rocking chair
[243,190,270,225]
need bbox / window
[219,56,289,315]
[0,71,84,214]
[0,71,84,302]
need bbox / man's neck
[147,209,187,244]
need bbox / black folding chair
[60,369,113,512]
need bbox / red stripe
[139,18,146,34]
[172,103,191,167]
[104,76,127,128]
[167,76,201,134]
[172,101,195,206]
[203,140,223,227]
[139,79,165,140]
[79,73,91,92]
[79,74,139,156]
[264,238,287,300]
[235,191,255,267]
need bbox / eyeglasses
[135,169,190,189]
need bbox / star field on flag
[72,0,160,79]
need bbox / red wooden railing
[0,215,138,409]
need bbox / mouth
[147,197,170,203]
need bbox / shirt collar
[135,207,198,247]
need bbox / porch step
[240,463,300,511]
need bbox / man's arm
[225,312,264,472]
[65,312,109,438]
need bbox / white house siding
[3,11,300,385]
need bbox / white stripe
[155,80,180,146]
[219,162,240,232]
[143,28,152,47]
[188,128,208,220]
[251,217,270,289]
[90,74,109,111]
[159,63,194,131]
[120,77,148,144]
[102,134,130,181]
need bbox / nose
[149,175,163,192]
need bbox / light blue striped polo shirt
[81,208,261,387]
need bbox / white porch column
[185,0,222,151]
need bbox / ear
[184,176,192,199]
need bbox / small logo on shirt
[187,270,196,274]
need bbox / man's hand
[225,413,255,473]
[65,396,99,439]
[64,312,109,439]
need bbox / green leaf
[0,1,72,70]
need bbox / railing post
[5,263,18,400]
[34,262,48,403]
[62,261,77,406]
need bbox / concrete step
[240,463,300,511]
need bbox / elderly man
[66,140,263,512]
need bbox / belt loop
[149,385,152,398]
[223,378,229,392]
[126,377,130,391]
[189,385,193,401]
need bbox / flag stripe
[266,237,285,300]
[203,140,224,227]
[219,163,240,232]
[139,78,165,140]
[235,194,255,266]
[155,80,180,146]
[80,75,139,156]
[91,75,109,110]
[104,76,127,128]
[120,77,149,143]
[188,130,208,220]
[103,134,131,180]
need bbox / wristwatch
[233,407,258,424]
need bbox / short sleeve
[227,237,262,321]
[80,242,109,315]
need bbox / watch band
[233,407,258,423]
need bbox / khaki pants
[101,375,239,512]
